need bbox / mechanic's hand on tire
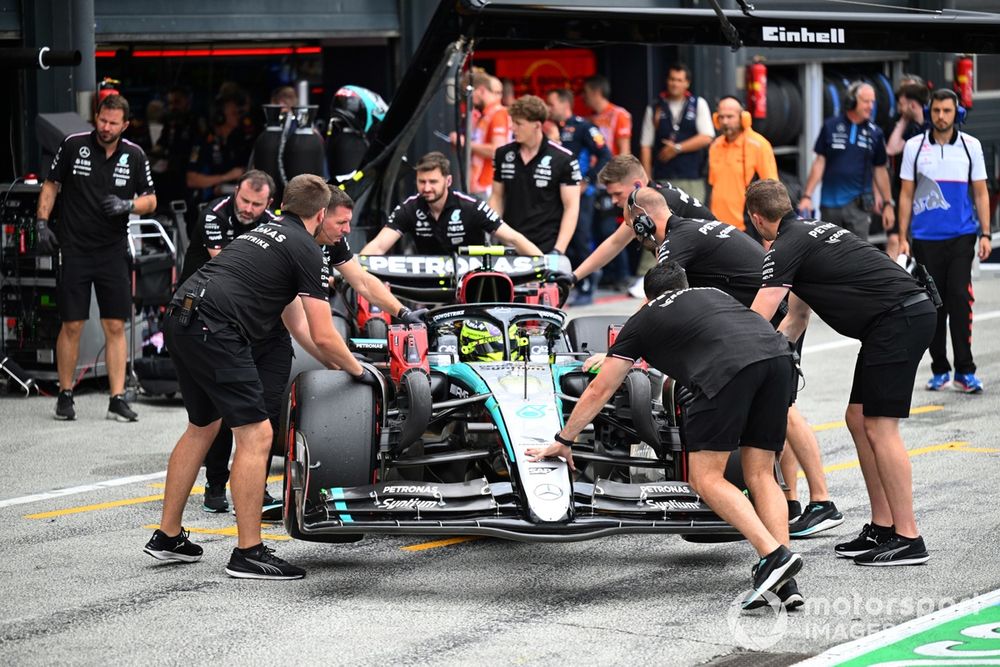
[395,306,429,325]
[101,195,133,217]
[35,218,58,254]
[352,368,382,391]
[526,443,575,472]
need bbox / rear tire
[364,317,389,340]
[283,370,378,543]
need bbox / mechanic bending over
[360,151,542,256]
[146,174,382,581]
[568,155,714,290]
[586,186,843,537]
[36,94,157,423]
[528,262,804,610]
[748,179,935,567]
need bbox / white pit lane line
[3,309,999,511]
[800,307,1000,356]
[0,471,167,509]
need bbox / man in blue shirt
[898,89,992,393]
[798,82,895,242]
[545,88,612,305]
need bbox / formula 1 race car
[280,253,743,544]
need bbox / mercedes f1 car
[280,251,743,543]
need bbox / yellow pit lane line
[810,404,943,433]
[24,475,284,520]
[799,440,999,478]
[401,536,482,551]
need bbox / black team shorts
[163,313,268,428]
[683,356,795,453]
[58,246,132,321]
[849,299,936,418]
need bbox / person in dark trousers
[489,95,582,254]
[527,261,803,610]
[884,80,930,260]
[145,175,378,580]
[748,179,936,567]
[178,170,280,513]
[35,94,157,423]
[898,88,992,394]
[798,82,895,243]
[360,152,541,256]
[544,88,612,305]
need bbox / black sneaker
[790,501,845,538]
[55,390,76,420]
[107,394,138,422]
[787,499,802,523]
[834,523,894,558]
[203,485,229,513]
[777,578,804,610]
[225,543,305,580]
[143,528,203,563]
[854,535,930,567]
[742,545,803,609]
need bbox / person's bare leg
[845,403,893,527]
[160,419,222,536]
[230,420,272,549]
[742,447,789,547]
[689,450,780,557]
[56,321,85,391]
[785,404,829,502]
[780,446,800,502]
[100,318,128,396]
[864,416,918,538]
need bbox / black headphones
[844,81,865,111]
[627,188,656,241]
[925,88,968,125]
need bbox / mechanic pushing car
[360,151,542,256]
[748,179,936,567]
[528,261,803,610]
[569,155,714,296]
[145,174,381,580]
[581,186,842,536]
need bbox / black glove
[395,306,429,325]
[674,384,696,410]
[352,367,382,391]
[101,195,133,217]
[35,218,58,254]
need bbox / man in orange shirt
[708,96,777,231]
[468,74,511,199]
[583,75,632,156]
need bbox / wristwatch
[881,199,896,211]
[672,142,684,154]
[553,432,574,447]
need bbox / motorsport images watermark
[727,590,984,650]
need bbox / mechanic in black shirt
[747,179,936,567]
[146,175,377,581]
[528,262,802,608]
[35,94,157,423]
[179,170,278,284]
[571,155,714,287]
[489,95,582,254]
[360,152,541,256]
[583,186,841,536]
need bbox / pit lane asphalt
[2,276,999,666]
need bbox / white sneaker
[628,277,646,299]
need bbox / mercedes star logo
[534,484,563,500]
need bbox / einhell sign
[762,26,846,45]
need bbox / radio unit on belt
[176,281,206,327]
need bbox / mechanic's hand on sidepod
[396,306,429,325]
[525,443,576,472]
